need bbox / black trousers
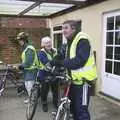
[41,81,58,107]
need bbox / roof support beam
[18,0,86,5]
[17,0,87,16]
[17,1,42,16]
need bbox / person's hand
[12,65,19,70]
[44,62,53,72]
[11,65,20,72]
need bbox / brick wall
[0,17,50,64]
[0,17,47,28]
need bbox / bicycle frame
[52,82,71,120]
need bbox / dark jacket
[63,38,91,70]
[38,48,56,81]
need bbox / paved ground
[0,87,120,120]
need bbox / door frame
[51,25,66,48]
[101,10,120,100]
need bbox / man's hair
[63,20,81,32]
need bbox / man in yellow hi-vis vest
[50,20,97,120]
[16,32,39,103]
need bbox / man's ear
[71,26,76,33]
[72,28,76,33]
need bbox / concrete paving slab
[0,87,120,120]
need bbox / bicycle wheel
[53,109,70,120]
[26,85,39,120]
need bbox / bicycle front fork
[52,97,71,120]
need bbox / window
[53,25,63,49]
[105,14,120,75]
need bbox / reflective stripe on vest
[70,32,97,85]
[21,45,39,70]
[40,48,57,69]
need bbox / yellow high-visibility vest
[21,45,39,70]
[40,48,57,69]
[70,32,97,85]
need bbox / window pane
[114,62,120,75]
[115,31,120,45]
[105,60,112,73]
[54,34,57,48]
[114,47,120,60]
[107,17,114,30]
[106,47,113,59]
[53,26,62,31]
[115,15,120,30]
[54,33,62,49]
[106,32,113,45]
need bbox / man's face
[44,40,52,51]
[62,23,75,40]
[18,39,24,47]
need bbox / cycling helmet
[16,32,28,41]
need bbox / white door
[101,11,120,100]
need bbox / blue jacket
[37,49,55,81]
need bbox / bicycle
[26,65,66,120]
[52,73,71,120]
[52,76,95,120]
[0,61,25,96]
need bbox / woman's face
[44,40,52,51]
[18,39,24,47]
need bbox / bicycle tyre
[26,86,39,120]
[53,109,70,120]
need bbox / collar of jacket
[22,43,29,51]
